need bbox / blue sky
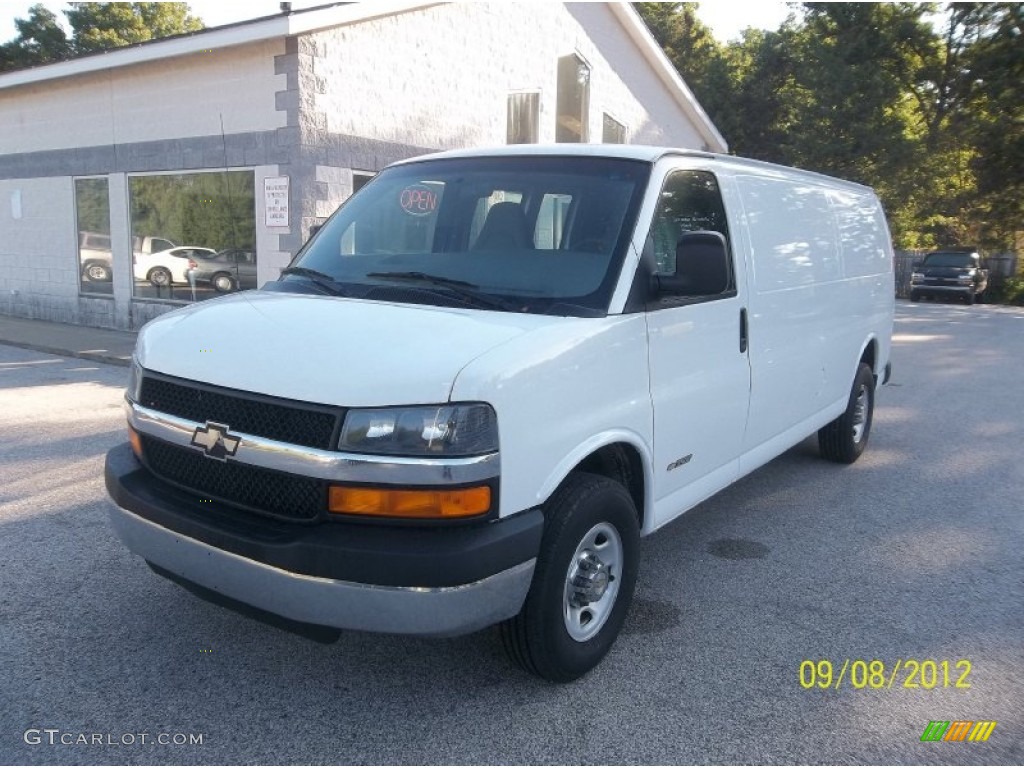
[0,1,795,46]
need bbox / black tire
[965,292,975,305]
[500,472,639,682]
[84,261,111,282]
[148,267,172,288]
[212,272,236,292]
[975,291,985,304]
[909,292,920,302]
[819,362,875,464]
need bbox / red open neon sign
[400,184,438,216]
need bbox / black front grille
[139,374,339,450]
[141,436,324,521]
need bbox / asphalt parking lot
[1,300,1021,765]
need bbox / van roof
[395,144,875,194]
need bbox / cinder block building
[0,1,726,329]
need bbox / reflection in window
[736,176,840,292]
[829,189,890,278]
[556,54,590,143]
[602,114,626,144]
[534,193,572,249]
[128,171,256,301]
[507,92,540,144]
[340,181,444,256]
[76,178,112,295]
[649,170,731,275]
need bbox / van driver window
[649,170,730,276]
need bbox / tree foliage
[0,3,202,72]
[634,2,1023,252]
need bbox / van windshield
[922,252,977,268]
[287,156,650,316]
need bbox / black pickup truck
[910,250,988,304]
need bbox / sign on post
[264,177,289,227]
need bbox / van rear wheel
[818,362,875,464]
[499,472,639,682]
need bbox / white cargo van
[106,145,894,681]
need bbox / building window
[603,114,626,144]
[556,54,590,143]
[507,92,540,144]
[75,177,112,295]
[352,171,375,194]
[128,170,256,302]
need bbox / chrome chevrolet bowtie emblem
[190,422,240,461]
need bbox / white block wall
[308,2,708,150]
[0,178,81,321]
[0,40,286,154]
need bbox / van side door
[642,169,751,528]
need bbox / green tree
[0,4,71,71]
[958,3,1024,249]
[65,2,203,54]
[632,2,723,105]
[0,2,203,72]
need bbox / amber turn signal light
[128,424,143,458]
[328,485,491,519]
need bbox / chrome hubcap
[852,385,869,443]
[563,522,622,642]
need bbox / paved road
[1,301,1021,765]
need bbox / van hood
[135,291,559,407]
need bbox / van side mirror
[654,231,730,296]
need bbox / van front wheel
[819,362,875,464]
[500,472,639,682]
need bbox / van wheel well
[860,340,877,381]
[571,443,644,529]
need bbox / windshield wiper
[367,271,477,289]
[365,271,522,312]
[279,266,347,296]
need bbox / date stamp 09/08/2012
[798,659,972,691]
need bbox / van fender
[855,334,879,379]
[536,429,656,534]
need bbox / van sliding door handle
[739,308,748,353]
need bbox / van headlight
[339,404,498,457]
[957,273,974,284]
[910,272,924,284]
[127,357,143,402]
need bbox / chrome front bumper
[109,505,535,637]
